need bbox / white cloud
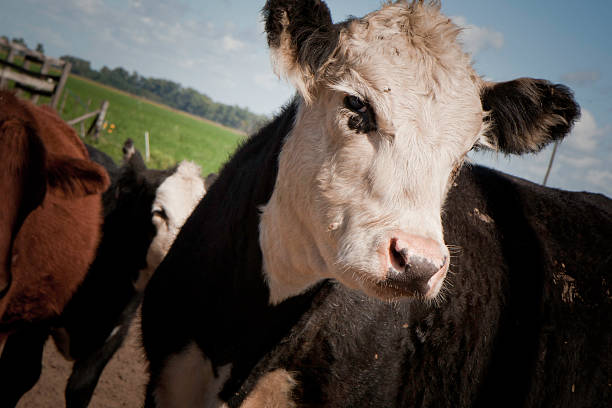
[223,34,245,51]
[564,109,608,152]
[452,16,504,56]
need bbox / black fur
[205,172,218,191]
[86,144,119,183]
[263,0,339,75]
[142,100,611,407]
[0,146,177,408]
[59,149,174,407]
[481,78,580,154]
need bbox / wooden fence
[0,37,71,109]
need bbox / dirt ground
[17,311,147,408]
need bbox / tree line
[60,55,268,133]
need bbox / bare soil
[17,312,147,408]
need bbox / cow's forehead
[320,8,482,142]
[325,3,481,108]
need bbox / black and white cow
[141,1,612,407]
[1,142,204,407]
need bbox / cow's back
[0,96,106,328]
[443,165,612,407]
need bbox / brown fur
[0,91,109,337]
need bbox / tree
[35,43,44,54]
[48,54,270,132]
[12,37,27,48]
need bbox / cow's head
[111,149,205,291]
[143,160,205,288]
[259,0,579,304]
[0,92,109,298]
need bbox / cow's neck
[190,98,325,365]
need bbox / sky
[2,0,611,197]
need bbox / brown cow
[0,91,109,349]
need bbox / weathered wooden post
[145,131,150,162]
[51,61,71,110]
[89,100,109,140]
[59,91,69,114]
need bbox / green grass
[58,76,245,175]
[4,74,240,176]
[1,53,245,174]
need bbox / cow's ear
[263,0,338,102]
[127,149,147,173]
[479,78,580,154]
[46,155,110,197]
[8,119,49,218]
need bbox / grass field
[57,75,246,175]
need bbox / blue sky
[2,0,611,196]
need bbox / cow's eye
[344,95,368,113]
[345,95,377,133]
[152,207,168,221]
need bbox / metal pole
[542,140,560,186]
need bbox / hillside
[60,75,245,175]
[61,55,268,134]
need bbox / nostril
[389,238,408,271]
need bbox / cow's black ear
[127,149,147,173]
[263,0,338,102]
[479,78,580,154]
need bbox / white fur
[154,341,231,408]
[135,161,205,291]
[260,2,488,304]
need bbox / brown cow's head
[258,1,579,304]
[0,92,109,297]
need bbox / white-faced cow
[0,141,204,407]
[141,1,611,407]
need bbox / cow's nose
[383,233,449,298]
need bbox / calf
[0,91,108,401]
[1,140,204,407]
[141,1,611,407]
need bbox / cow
[0,91,109,401]
[141,1,611,407]
[205,173,219,191]
[0,140,205,407]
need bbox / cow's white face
[259,0,579,304]
[135,161,205,290]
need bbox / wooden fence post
[59,91,69,114]
[145,131,150,162]
[88,100,109,140]
[31,59,50,105]
[51,61,71,109]
[0,47,16,88]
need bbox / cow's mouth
[348,257,449,301]
[377,260,448,300]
